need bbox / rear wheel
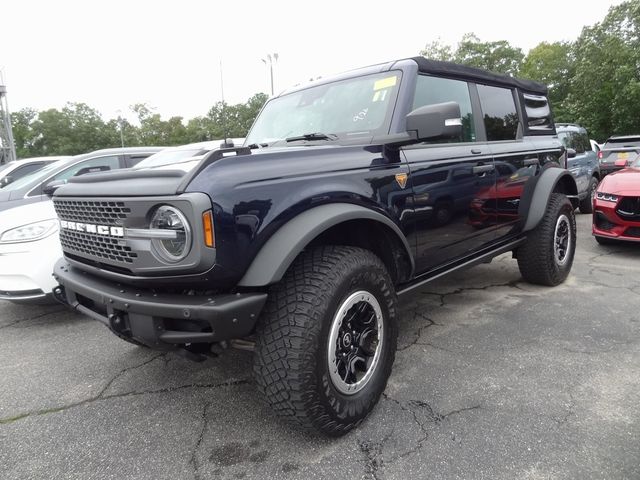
[517,193,576,286]
[579,176,598,214]
[253,245,397,436]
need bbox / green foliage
[519,42,574,121]
[420,33,524,76]
[10,94,268,158]
[564,1,640,141]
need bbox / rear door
[402,75,497,274]
[475,84,544,241]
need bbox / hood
[599,168,640,195]
[53,143,360,198]
[0,200,57,231]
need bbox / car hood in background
[0,200,57,231]
[599,168,640,195]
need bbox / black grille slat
[616,196,640,220]
[54,199,135,266]
[53,200,131,226]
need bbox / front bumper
[0,233,62,301]
[592,200,640,242]
[53,259,267,349]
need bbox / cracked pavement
[1,214,639,479]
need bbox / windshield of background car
[0,160,64,192]
[603,137,640,149]
[245,71,402,145]
[134,148,207,169]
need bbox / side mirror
[43,180,65,196]
[0,175,14,187]
[567,148,577,159]
[406,102,462,142]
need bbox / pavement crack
[398,312,441,351]
[190,401,213,480]
[420,280,523,307]
[0,308,67,330]
[359,430,392,480]
[0,355,250,426]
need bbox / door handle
[523,158,539,166]
[471,149,482,155]
[472,164,495,174]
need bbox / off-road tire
[578,176,598,214]
[253,245,397,436]
[517,193,576,286]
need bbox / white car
[0,140,244,303]
[0,201,61,302]
[0,156,69,188]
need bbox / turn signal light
[202,211,215,248]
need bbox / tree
[420,38,454,62]
[10,108,38,158]
[454,33,524,76]
[520,42,574,121]
[565,1,640,141]
[420,33,524,76]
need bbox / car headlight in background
[596,192,619,202]
[149,205,192,262]
[0,219,59,244]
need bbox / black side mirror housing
[43,180,65,196]
[406,101,462,142]
[567,148,577,159]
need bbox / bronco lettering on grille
[60,220,124,237]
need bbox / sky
[1,0,625,122]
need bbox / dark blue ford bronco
[52,57,578,436]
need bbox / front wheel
[253,246,397,436]
[517,193,576,286]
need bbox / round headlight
[150,205,192,262]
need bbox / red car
[592,158,640,244]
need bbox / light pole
[261,53,278,96]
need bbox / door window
[412,75,475,143]
[477,84,519,141]
[10,162,45,181]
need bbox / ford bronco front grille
[60,230,137,263]
[54,198,136,267]
[54,200,131,226]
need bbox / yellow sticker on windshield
[374,76,397,91]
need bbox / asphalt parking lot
[1,213,638,480]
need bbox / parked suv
[555,123,600,213]
[52,58,578,436]
[598,134,640,176]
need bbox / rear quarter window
[477,84,519,141]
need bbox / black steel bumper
[53,259,267,350]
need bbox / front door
[403,75,497,274]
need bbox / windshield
[0,160,64,192]
[604,137,640,149]
[135,148,208,169]
[245,71,402,145]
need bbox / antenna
[219,60,233,148]
[0,69,17,164]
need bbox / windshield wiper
[285,132,338,142]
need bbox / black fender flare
[520,168,578,232]
[238,203,414,287]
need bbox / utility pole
[0,70,17,164]
[261,53,279,96]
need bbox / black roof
[411,57,547,95]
